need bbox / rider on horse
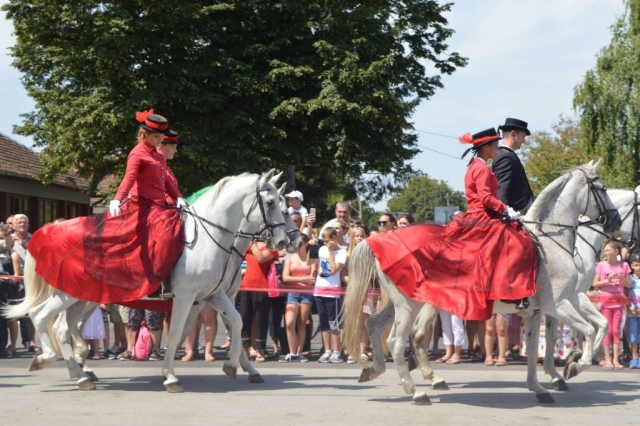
[366,128,538,321]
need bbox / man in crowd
[318,201,351,244]
[10,214,37,352]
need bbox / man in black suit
[493,118,535,214]
[493,118,534,309]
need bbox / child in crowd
[627,252,640,368]
[593,241,631,369]
[285,191,308,233]
[314,228,347,363]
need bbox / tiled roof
[0,131,90,190]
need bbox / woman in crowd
[593,241,631,369]
[334,220,350,249]
[377,213,397,232]
[280,234,317,362]
[397,214,415,228]
[240,241,279,362]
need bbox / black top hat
[162,130,178,144]
[498,118,530,136]
[459,128,501,159]
[136,109,170,134]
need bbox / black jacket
[492,146,535,214]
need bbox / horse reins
[520,169,615,257]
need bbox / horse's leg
[411,303,448,391]
[162,292,199,392]
[56,302,96,390]
[359,301,394,383]
[73,303,101,382]
[541,315,568,391]
[386,294,429,405]
[552,298,598,380]
[563,293,608,380]
[524,310,554,403]
[28,292,77,372]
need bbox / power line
[412,128,458,140]
[415,144,462,160]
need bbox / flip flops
[446,356,461,365]
[613,364,624,370]
[602,363,614,369]
[484,358,496,366]
[495,359,508,367]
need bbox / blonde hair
[347,226,368,258]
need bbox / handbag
[267,262,281,298]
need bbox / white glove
[506,206,519,221]
[109,200,121,217]
[176,198,187,209]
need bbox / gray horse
[343,160,621,405]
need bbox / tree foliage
[386,174,466,221]
[520,116,589,195]
[573,0,640,189]
[3,0,467,204]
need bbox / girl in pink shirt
[593,241,631,369]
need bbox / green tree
[520,116,589,195]
[387,174,466,221]
[4,0,467,201]
[573,0,640,188]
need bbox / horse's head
[578,159,621,233]
[245,169,289,251]
[276,184,303,254]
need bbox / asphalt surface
[1,321,639,425]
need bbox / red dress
[28,142,185,304]
[367,158,537,320]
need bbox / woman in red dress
[29,110,187,304]
[367,128,537,321]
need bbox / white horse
[343,160,621,405]
[3,170,290,391]
[46,190,302,388]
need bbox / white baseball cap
[285,190,304,201]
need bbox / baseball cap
[285,190,304,201]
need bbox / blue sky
[0,0,625,209]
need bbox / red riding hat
[135,109,170,134]
[459,128,501,159]
[162,130,178,144]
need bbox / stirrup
[516,298,530,310]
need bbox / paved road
[1,348,639,425]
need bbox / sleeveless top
[290,263,312,286]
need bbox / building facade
[0,132,90,230]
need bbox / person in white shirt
[314,228,347,363]
[319,201,351,244]
[285,190,308,233]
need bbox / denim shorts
[316,296,341,333]
[286,292,314,305]
[628,316,640,344]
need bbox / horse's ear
[592,158,602,172]
[278,183,287,197]
[260,169,276,187]
[271,171,283,185]
[635,185,640,194]
[585,160,594,168]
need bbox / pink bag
[132,323,152,360]
[267,262,280,297]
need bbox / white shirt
[288,205,308,218]
[314,246,347,298]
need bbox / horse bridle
[578,190,640,256]
[522,169,616,257]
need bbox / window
[9,194,30,216]
[39,198,58,225]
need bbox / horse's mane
[526,170,574,222]
[195,172,253,209]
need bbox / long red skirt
[367,211,537,321]
[28,197,184,304]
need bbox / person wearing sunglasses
[377,213,396,232]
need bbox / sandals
[602,363,614,369]
[435,357,449,363]
[255,354,266,362]
[484,358,496,366]
[446,356,461,365]
[613,363,624,370]
[495,359,508,367]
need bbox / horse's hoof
[85,371,99,382]
[432,380,449,391]
[407,355,419,371]
[248,374,264,383]
[77,377,96,390]
[29,356,43,372]
[566,349,582,365]
[358,367,379,383]
[222,362,237,380]
[552,379,569,391]
[564,362,579,380]
[413,392,432,405]
[164,381,184,393]
[536,392,555,404]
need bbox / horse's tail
[343,240,379,363]
[2,252,54,319]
